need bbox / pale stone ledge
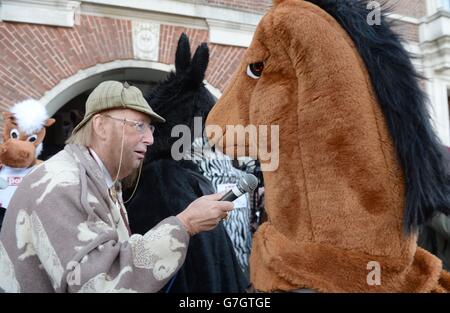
[0,0,80,27]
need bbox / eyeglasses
[102,114,155,134]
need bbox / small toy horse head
[1,100,55,168]
[146,33,216,161]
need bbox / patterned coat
[0,144,189,292]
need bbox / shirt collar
[88,148,114,189]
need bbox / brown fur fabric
[206,0,449,292]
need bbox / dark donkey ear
[189,42,209,87]
[175,33,191,73]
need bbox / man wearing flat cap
[0,81,233,292]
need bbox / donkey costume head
[145,33,216,162]
[1,100,55,168]
[206,0,450,292]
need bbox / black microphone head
[237,174,258,193]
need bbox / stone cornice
[0,0,80,27]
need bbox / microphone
[220,174,258,202]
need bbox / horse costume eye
[10,129,19,139]
[247,62,264,79]
[27,135,38,143]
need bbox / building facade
[0,0,449,151]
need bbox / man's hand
[176,192,234,236]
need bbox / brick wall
[0,16,248,113]
[392,21,420,42]
[186,0,427,17]
[0,0,428,116]
[387,0,426,43]
[159,25,209,65]
[206,0,272,13]
[389,0,427,18]
[0,15,133,112]
[186,0,425,42]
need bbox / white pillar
[426,76,450,146]
[443,0,450,10]
[426,0,450,14]
[427,0,439,15]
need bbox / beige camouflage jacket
[0,144,190,292]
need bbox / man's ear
[92,114,107,141]
[45,118,56,127]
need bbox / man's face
[103,109,153,179]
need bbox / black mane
[307,0,450,232]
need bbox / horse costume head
[145,33,216,162]
[1,100,55,168]
[206,0,450,292]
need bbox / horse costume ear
[190,42,209,86]
[175,33,191,73]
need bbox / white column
[0,0,80,27]
[426,76,450,146]
[427,0,439,15]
